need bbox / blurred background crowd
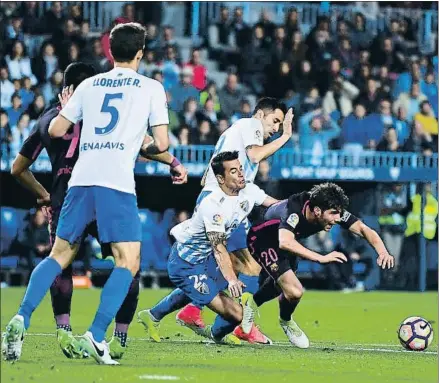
[0,1,437,291]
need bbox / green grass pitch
[1,288,437,383]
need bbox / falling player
[138,98,293,344]
[239,183,394,347]
[3,22,174,365]
[6,62,187,360]
[146,151,278,344]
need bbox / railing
[191,2,438,49]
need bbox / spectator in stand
[218,73,245,119]
[356,78,385,114]
[179,97,199,130]
[375,65,393,98]
[42,1,65,35]
[353,62,371,92]
[393,106,410,145]
[160,26,181,64]
[20,2,41,35]
[69,4,83,26]
[294,60,315,96]
[177,125,191,146]
[337,37,357,72]
[266,60,295,99]
[255,160,280,198]
[41,69,63,105]
[198,98,219,125]
[414,100,438,137]
[230,99,252,124]
[333,20,351,47]
[393,82,428,122]
[371,37,404,73]
[421,72,438,117]
[302,86,322,114]
[77,20,92,52]
[1,109,12,155]
[285,31,308,69]
[308,30,335,81]
[241,25,270,96]
[393,60,422,99]
[145,23,160,52]
[340,102,370,147]
[323,75,360,118]
[270,26,288,69]
[139,50,160,78]
[193,119,217,145]
[15,208,50,275]
[6,40,37,85]
[1,67,15,108]
[402,120,434,153]
[10,112,32,156]
[218,117,229,135]
[83,39,110,73]
[161,45,181,91]
[231,6,252,49]
[169,68,199,112]
[200,81,221,112]
[52,18,83,68]
[284,7,301,40]
[184,49,207,91]
[32,42,59,84]
[255,9,276,42]
[61,42,80,70]
[377,127,401,152]
[6,14,24,42]
[152,69,163,83]
[299,109,341,154]
[6,93,24,127]
[18,77,34,109]
[27,95,45,121]
[350,13,372,51]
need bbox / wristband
[170,157,181,168]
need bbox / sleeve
[339,210,359,229]
[149,81,170,127]
[241,119,263,149]
[246,183,268,206]
[278,200,301,234]
[59,80,87,124]
[199,200,226,234]
[19,122,43,160]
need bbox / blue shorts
[167,244,228,307]
[57,186,141,244]
[196,190,249,253]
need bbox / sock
[279,293,300,322]
[150,288,191,321]
[55,314,70,326]
[115,271,140,324]
[114,330,128,347]
[211,315,238,340]
[57,323,72,332]
[51,266,73,328]
[254,278,280,307]
[238,273,259,294]
[18,257,62,329]
[89,267,133,342]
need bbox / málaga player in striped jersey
[138,98,294,344]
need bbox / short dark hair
[253,97,287,116]
[63,62,96,89]
[211,151,239,177]
[308,183,349,213]
[110,22,146,63]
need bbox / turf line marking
[24,333,437,355]
[139,375,180,380]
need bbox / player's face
[318,208,342,231]
[220,159,245,190]
[261,109,285,139]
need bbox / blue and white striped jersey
[170,183,267,264]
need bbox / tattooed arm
[207,231,244,298]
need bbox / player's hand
[37,194,51,207]
[58,85,74,108]
[282,108,294,138]
[228,279,245,298]
[170,164,188,185]
[377,252,394,269]
[321,251,348,264]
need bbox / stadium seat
[1,207,20,253]
[0,256,20,269]
[297,261,312,273]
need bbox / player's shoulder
[37,105,60,132]
[241,182,263,197]
[288,192,309,214]
[199,188,228,211]
[231,118,253,130]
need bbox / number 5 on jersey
[95,93,123,135]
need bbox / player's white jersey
[170,183,267,264]
[60,67,169,195]
[203,118,263,191]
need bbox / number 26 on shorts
[95,93,123,135]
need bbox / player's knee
[283,284,304,301]
[115,252,140,276]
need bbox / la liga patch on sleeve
[287,213,299,228]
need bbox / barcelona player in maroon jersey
[8,62,188,360]
[236,183,394,347]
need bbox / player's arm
[49,86,81,137]
[348,220,394,269]
[246,108,294,164]
[278,229,344,263]
[261,195,279,207]
[206,232,244,298]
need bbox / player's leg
[277,270,309,348]
[2,187,92,362]
[78,187,141,365]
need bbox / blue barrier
[2,148,436,182]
